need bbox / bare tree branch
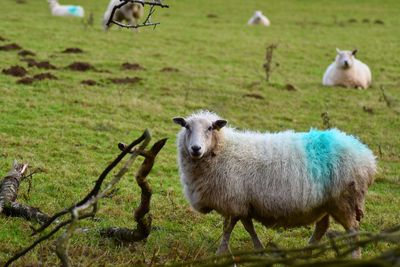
[101,138,167,242]
[106,0,169,29]
[5,130,167,267]
[0,162,51,225]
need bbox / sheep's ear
[336,48,341,54]
[212,120,227,130]
[173,117,187,127]
[352,49,358,56]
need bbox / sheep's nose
[191,145,201,153]
[344,60,349,66]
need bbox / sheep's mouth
[190,152,203,159]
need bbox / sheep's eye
[207,126,213,131]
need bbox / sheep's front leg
[241,218,264,251]
[216,216,238,255]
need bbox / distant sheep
[323,48,372,89]
[103,0,144,31]
[174,111,376,258]
[47,0,84,17]
[247,11,270,26]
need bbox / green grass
[0,0,399,265]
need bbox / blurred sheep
[103,0,144,31]
[47,0,84,17]
[323,48,372,89]
[248,11,270,26]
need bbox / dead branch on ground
[0,161,50,225]
[4,130,167,267]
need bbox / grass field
[0,0,399,265]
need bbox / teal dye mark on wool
[301,129,339,187]
[68,6,78,15]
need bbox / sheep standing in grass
[173,111,376,258]
[323,48,372,89]
[103,0,144,31]
[47,0,84,17]
[247,11,270,26]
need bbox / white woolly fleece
[176,111,376,227]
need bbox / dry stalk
[321,112,331,129]
[263,43,278,82]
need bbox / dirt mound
[67,62,94,71]
[2,65,27,77]
[243,93,265,100]
[109,77,142,84]
[0,43,22,51]
[374,19,384,25]
[33,73,58,80]
[81,80,97,86]
[160,67,179,72]
[30,60,57,69]
[121,62,145,71]
[285,83,297,91]
[17,77,34,84]
[0,36,6,42]
[207,14,218,18]
[18,50,36,57]
[62,47,84,53]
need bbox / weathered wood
[101,138,167,242]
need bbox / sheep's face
[173,117,227,159]
[335,48,358,69]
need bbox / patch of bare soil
[18,50,36,57]
[67,62,94,71]
[121,62,145,71]
[0,43,22,51]
[33,73,58,80]
[2,65,27,77]
[207,14,218,18]
[109,77,142,84]
[160,67,179,72]
[374,19,384,25]
[285,83,297,91]
[62,47,84,53]
[16,77,34,84]
[243,93,265,100]
[363,106,374,114]
[31,61,57,70]
[81,80,97,86]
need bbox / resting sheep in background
[173,111,376,258]
[103,0,144,31]
[247,11,270,26]
[47,0,84,17]
[323,48,372,89]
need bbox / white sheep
[247,11,270,26]
[173,111,376,258]
[47,0,84,17]
[102,0,144,31]
[322,48,372,89]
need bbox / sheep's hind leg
[309,214,330,245]
[241,218,264,251]
[216,216,238,255]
